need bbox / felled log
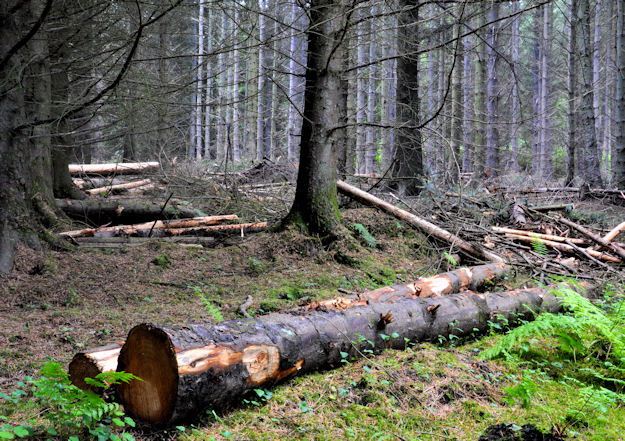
[85,179,152,195]
[56,199,198,225]
[505,233,621,263]
[73,236,216,248]
[307,262,510,311]
[336,180,503,262]
[558,217,625,260]
[116,284,575,426]
[603,221,625,243]
[73,177,130,190]
[69,162,159,175]
[491,226,587,245]
[69,342,124,391]
[60,215,238,238]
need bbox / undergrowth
[0,362,140,441]
[481,281,625,437]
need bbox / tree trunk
[539,2,553,179]
[117,284,568,425]
[195,0,205,160]
[567,0,579,186]
[579,0,604,187]
[509,2,520,172]
[484,2,500,178]
[55,199,198,225]
[203,8,213,159]
[449,18,463,184]
[615,0,625,187]
[532,6,542,176]
[355,9,367,174]
[391,0,423,195]
[68,162,159,175]
[473,8,486,177]
[365,6,377,175]
[256,0,268,161]
[462,29,474,173]
[286,0,300,162]
[281,0,347,237]
[0,0,57,275]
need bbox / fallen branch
[558,216,625,260]
[603,221,625,243]
[505,233,621,263]
[336,180,502,262]
[85,179,152,195]
[237,295,254,318]
[491,226,587,245]
[116,283,581,425]
[564,240,623,274]
[69,162,159,175]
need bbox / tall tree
[566,0,580,186]
[391,0,423,195]
[283,0,350,236]
[484,2,500,178]
[579,0,603,186]
[614,0,625,187]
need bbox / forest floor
[1,167,625,441]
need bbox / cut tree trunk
[62,222,267,239]
[337,180,502,262]
[56,199,198,225]
[68,162,159,175]
[308,262,509,311]
[85,179,152,195]
[73,236,217,248]
[60,215,238,238]
[73,178,132,190]
[116,284,578,426]
[69,342,124,391]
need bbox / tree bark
[56,199,198,225]
[0,0,57,275]
[62,222,267,239]
[117,284,571,425]
[391,0,423,195]
[281,0,348,237]
[68,162,159,175]
[567,0,579,186]
[579,0,604,187]
[484,2,500,178]
[615,0,625,187]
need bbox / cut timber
[74,236,216,248]
[505,233,621,263]
[117,283,580,426]
[307,262,510,311]
[56,199,198,225]
[336,180,503,262]
[85,179,152,195]
[69,162,159,175]
[73,177,130,190]
[558,217,625,260]
[81,222,267,238]
[60,215,238,238]
[491,226,587,245]
[69,342,123,391]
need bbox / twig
[564,240,623,276]
[237,295,254,318]
[148,192,174,238]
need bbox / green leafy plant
[352,223,376,248]
[443,252,457,267]
[0,362,140,441]
[153,253,171,268]
[529,234,548,255]
[192,285,224,322]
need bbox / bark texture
[117,284,571,426]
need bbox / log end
[117,324,178,426]
[69,354,103,391]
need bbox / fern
[530,234,548,255]
[352,223,376,248]
[481,282,625,363]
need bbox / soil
[0,207,436,394]
[478,423,565,441]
